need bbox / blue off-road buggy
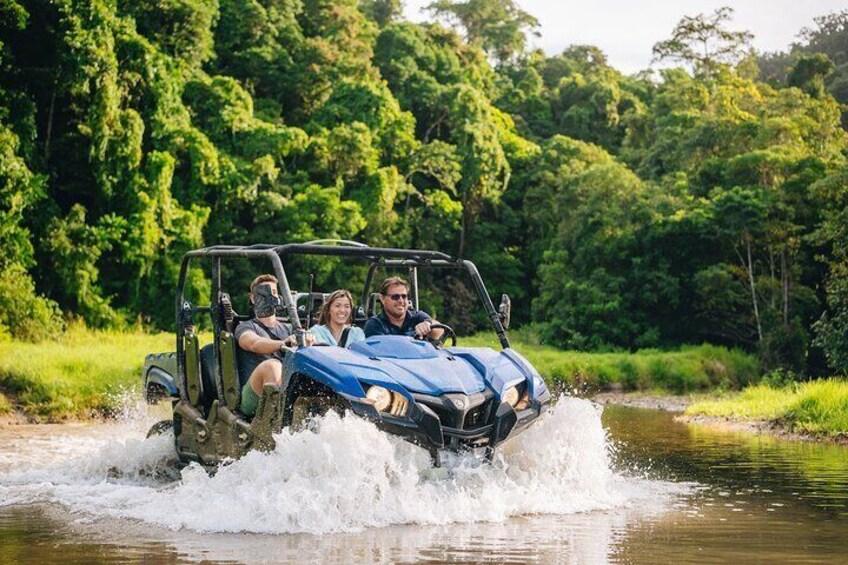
[144,241,551,468]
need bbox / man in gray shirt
[235,274,314,417]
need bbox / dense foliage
[1,2,846,375]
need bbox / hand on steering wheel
[421,323,457,348]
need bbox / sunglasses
[384,293,409,301]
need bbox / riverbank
[591,392,694,412]
[683,380,848,443]
[591,382,848,445]
[2,326,761,422]
[0,326,173,422]
[465,330,760,393]
[678,414,848,444]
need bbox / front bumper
[348,387,552,452]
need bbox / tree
[426,0,539,65]
[359,0,403,28]
[0,120,63,341]
[758,10,848,128]
[788,53,835,98]
[444,84,508,257]
[122,0,219,68]
[652,6,753,75]
[798,10,848,65]
[496,45,651,151]
[530,148,679,349]
[296,0,379,118]
[811,166,848,372]
[212,0,304,117]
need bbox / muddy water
[0,400,845,564]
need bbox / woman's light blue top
[308,324,365,347]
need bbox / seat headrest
[220,293,235,322]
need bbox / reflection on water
[0,401,845,564]
[606,406,848,519]
[1,503,665,564]
[603,406,847,564]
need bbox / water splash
[0,396,675,534]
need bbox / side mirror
[498,294,511,329]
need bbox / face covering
[252,284,281,318]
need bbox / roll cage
[174,241,511,406]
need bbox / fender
[282,346,413,401]
[145,366,179,396]
[450,347,538,399]
[501,349,548,398]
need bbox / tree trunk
[458,184,474,259]
[781,248,789,325]
[44,79,58,162]
[746,237,763,342]
[458,206,468,259]
[768,247,776,310]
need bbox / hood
[346,336,486,395]
[294,336,533,398]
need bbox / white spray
[0,396,670,535]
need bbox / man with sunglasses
[364,276,444,341]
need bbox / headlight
[515,389,531,411]
[366,385,391,412]
[503,386,520,407]
[364,385,410,417]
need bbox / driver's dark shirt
[234,318,292,383]
[363,310,432,337]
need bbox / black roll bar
[174,243,511,397]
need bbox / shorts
[240,381,260,417]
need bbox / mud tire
[146,419,174,438]
[290,395,344,431]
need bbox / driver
[364,276,445,341]
[235,274,314,417]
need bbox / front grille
[463,399,493,429]
[413,390,494,431]
[426,403,460,428]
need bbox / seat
[220,293,238,333]
[352,304,368,327]
[218,293,242,411]
[295,291,327,327]
[366,292,381,318]
[199,343,217,413]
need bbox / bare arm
[414,319,444,340]
[238,330,295,354]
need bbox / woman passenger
[309,289,366,347]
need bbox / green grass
[686,379,848,437]
[0,392,12,415]
[0,324,761,421]
[464,328,760,394]
[0,325,174,421]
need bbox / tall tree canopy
[425,0,539,65]
[1,1,847,378]
[652,6,753,75]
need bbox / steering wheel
[423,323,456,348]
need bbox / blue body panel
[143,335,547,405]
[287,335,537,401]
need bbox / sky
[403,0,847,74]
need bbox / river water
[0,398,845,564]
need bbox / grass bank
[465,329,760,393]
[686,379,848,438]
[0,326,173,421]
[1,325,761,421]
